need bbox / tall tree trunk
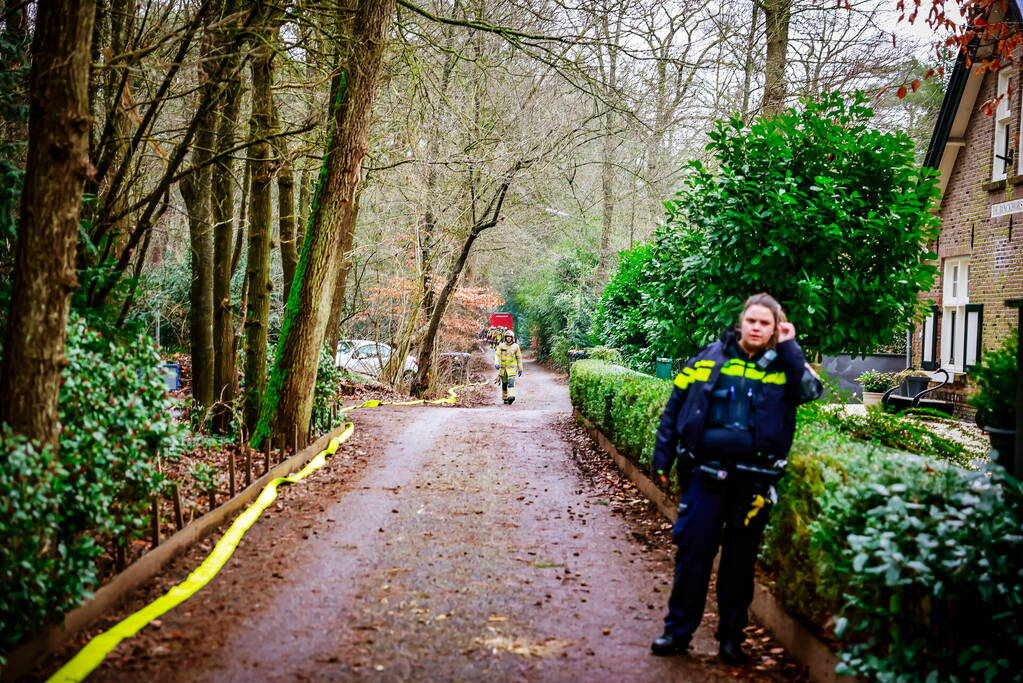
[243,17,275,434]
[179,12,221,411]
[0,0,97,446]
[210,3,243,432]
[761,0,790,117]
[323,189,361,355]
[278,157,298,303]
[597,127,615,282]
[741,0,761,121]
[254,0,395,449]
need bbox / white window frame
[994,69,1013,180]
[940,257,970,373]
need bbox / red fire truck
[488,312,514,332]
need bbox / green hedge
[569,360,671,467]
[570,359,1023,682]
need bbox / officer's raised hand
[777,321,796,343]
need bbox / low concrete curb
[2,428,344,682]
[573,410,856,683]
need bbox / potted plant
[855,370,902,406]
[901,369,931,397]
[969,332,1018,465]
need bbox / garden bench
[881,368,955,415]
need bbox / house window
[921,306,938,370]
[940,257,971,373]
[965,304,984,372]
[993,69,1012,181]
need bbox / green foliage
[509,246,598,365]
[854,369,903,392]
[586,345,623,365]
[598,92,940,361]
[969,331,1018,429]
[188,462,217,495]
[820,464,1023,681]
[806,403,981,468]
[0,430,98,661]
[595,230,706,372]
[568,359,671,468]
[0,314,178,659]
[311,348,344,434]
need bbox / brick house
[916,19,1023,404]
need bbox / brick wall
[913,65,1023,401]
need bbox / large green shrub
[0,314,179,659]
[969,331,1018,429]
[598,92,940,360]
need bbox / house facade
[916,36,1023,403]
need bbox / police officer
[650,293,822,663]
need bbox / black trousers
[662,470,771,642]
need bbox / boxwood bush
[0,314,179,662]
[570,359,1023,682]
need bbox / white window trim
[940,257,970,373]
[994,68,1012,181]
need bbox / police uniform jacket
[652,328,822,477]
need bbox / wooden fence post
[228,448,236,498]
[171,483,184,530]
[245,446,252,487]
[150,496,160,549]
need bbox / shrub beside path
[34,358,801,681]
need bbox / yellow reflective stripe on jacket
[718,359,786,384]
[496,343,521,368]
[673,365,713,390]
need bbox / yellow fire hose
[48,383,485,682]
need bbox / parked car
[335,339,418,381]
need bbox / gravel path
[34,358,802,682]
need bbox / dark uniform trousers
[664,470,771,642]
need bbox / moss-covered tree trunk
[0,0,97,446]
[243,16,275,434]
[254,0,395,449]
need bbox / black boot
[507,396,515,405]
[718,639,749,665]
[650,632,689,656]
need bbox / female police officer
[650,293,822,664]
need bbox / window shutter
[922,306,939,370]
[965,304,984,372]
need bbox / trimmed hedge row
[569,360,1023,682]
[569,360,671,470]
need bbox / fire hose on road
[48,383,486,683]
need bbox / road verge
[2,427,344,681]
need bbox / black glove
[517,370,523,377]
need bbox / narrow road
[45,357,797,682]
